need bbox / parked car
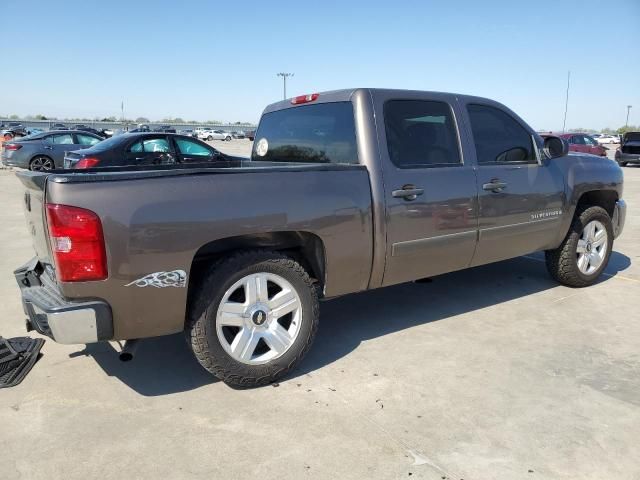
[13,88,626,387]
[615,131,640,166]
[1,130,103,170]
[101,128,115,138]
[180,129,195,137]
[74,126,107,138]
[542,133,607,157]
[0,122,28,137]
[63,132,233,169]
[152,125,177,133]
[197,129,232,141]
[231,130,245,139]
[50,123,68,130]
[596,134,619,145]
[27,128,45,136]
[245,129,255,141]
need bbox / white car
[196,129,232,141]
[596,134,619,145]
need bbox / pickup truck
[13,88,626,387]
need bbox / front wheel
[187,251,319,387]
[225,136,231,141]
[207,136,213,141]
[618,161,628,167]
[545,206,613,287]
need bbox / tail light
[75,157,100,169]
[291,93,319,105]
[45,204,107,282]
[4,144,22,151]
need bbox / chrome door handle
[482,181,508,192]
[392,185,424,201]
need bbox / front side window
[252,102,357,164]
[384,100,461,168]
[76,134,101,146]
[583,135,597,146]
[571,135,585,145]
[467,104,536,164]
[175,138,213,156]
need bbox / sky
[1,0,638,130]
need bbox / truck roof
[262,88,500,114]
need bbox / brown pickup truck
[14,88,626,387]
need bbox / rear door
[460,101,565,265]
[43,133,75,168]
[372,92,479,286]
[123,136,176,166]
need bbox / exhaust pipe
[119,339,140,362]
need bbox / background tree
[135,117,150,123]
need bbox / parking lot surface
[0,149,639,479]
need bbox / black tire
[545,206,613,287]
[619,161,628,167]
[207,135,213,141]
[187,250,319,387]
[225,136,231,141]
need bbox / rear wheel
[618,161,628,167]
[29,156,54,171]
[545,206,613,287]
[187,251,319,387]
[225,136,231,141]
[207,135,213,141]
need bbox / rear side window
[467,104,536,164]
[129,138,171,153]
[384,100,461,168]
[252,102,357,164]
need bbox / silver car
[1,130,103,170]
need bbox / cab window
[467,104,536,164]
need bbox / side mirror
[543,135,569,159]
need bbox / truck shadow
[76,251,630,395]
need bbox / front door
[375,95,479,287]
[43,132,76,168]
[461,102,566,266]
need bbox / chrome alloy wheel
[30,156,54,171]
[216,272,303,365]
[576,220,608,275]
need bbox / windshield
[624,132,640,142]
[251,102,357,164]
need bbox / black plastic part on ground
[0,337,44,388]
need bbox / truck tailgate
[16,171,52,265]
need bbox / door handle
[482,180,508,192]
[43,146,53,150]
[392,185,424,201]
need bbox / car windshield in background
[624,133,640,142]
[251,102,357,164]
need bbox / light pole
[277,72,294,100]
[626,105,632,128]
[562,70,570,134]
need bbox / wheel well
[187,231,326,304]
[576,190,618,217]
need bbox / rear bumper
[14,259,113,344]
[616,152,640,164]
[612,200,626,239]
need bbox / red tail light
[45,204,107,282]
[4,144,22,151]
[75,157,100,169]
[291,93,319,105]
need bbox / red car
[542,132,607,157]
